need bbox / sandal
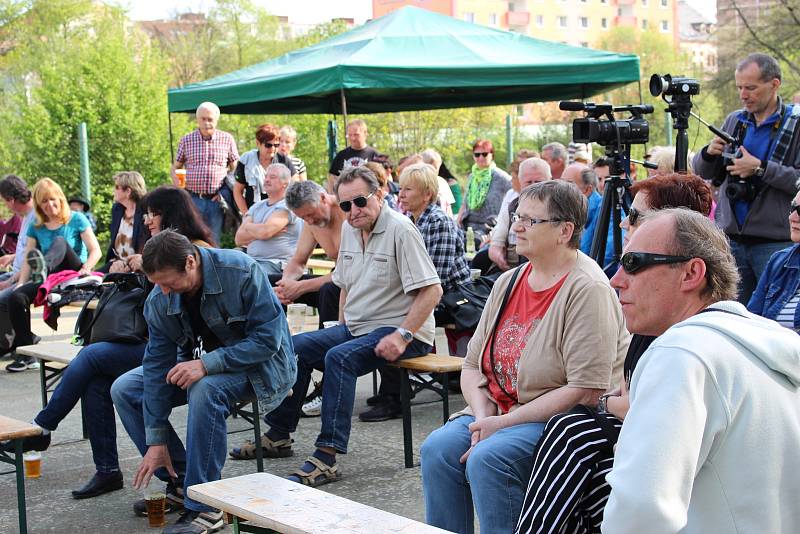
[288,456,341,487]
[228,434,294,460]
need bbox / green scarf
[467,162,495,210]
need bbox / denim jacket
[142,247,296,445]
[747,243,800,328]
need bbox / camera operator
[693,53,800,303]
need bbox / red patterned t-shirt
[482,263,568,413]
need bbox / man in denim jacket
[112,230,295,534]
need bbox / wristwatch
[598,393,617,413]
[396,327,414,343]
[754,159,767,178]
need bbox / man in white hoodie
[604,207,800,534]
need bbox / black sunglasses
[339,191,376,212]
[620,252,693,274]
[263,142,280,148]
[627,207,644,226]
[473,152,490,158]
[791,202,800,217]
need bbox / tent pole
[168,112,175,163]
[340,88,349,131]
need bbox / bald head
[563,163,590,190]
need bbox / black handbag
[440,276,495,332]
[74,272,150,345]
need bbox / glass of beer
[23,451,42,478]
[175,168,187,188]
[287,303,307,335]
[145,491,167,528]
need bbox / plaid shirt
[176,129,239,195]
[413,203,471,291]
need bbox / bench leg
[441,372,450,424]
[14,439,28,534]
[400,369,414,468]
[372,369,378,397]
[252,400,264,473]
[39,362,47,408]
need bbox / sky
[115,0,717,24]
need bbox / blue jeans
[729,239,793,304]
[421,415,545,534]
[111,366,253,513]
[265,325,431,454]
[190,195,223,245]
[34,342,145,473]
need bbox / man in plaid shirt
[360,161,470,423]
[171,102,239,243]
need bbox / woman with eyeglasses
[515,172,713,534]
[232,123,297,215]
[422,180,630,534]
[457,139,512,247]
[141,186,216,247]
[747,189,800,331]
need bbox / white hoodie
[603,301,800,534]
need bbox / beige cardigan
[461,252,630,416]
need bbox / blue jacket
[747,243,800,328]
[142,247,296,445]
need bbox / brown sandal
[229,434,294,460]
[289,456,341,487]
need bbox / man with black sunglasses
[256,165,442,487]
[601,208,800,534]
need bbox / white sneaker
[301,393,322,417]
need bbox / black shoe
[359,400,402,422]
[1,431,50,453]
[134,479,184,517]
[6,356,39,372]
[163,509,224,534]
[365,394,384,407]
[72,471,123,499]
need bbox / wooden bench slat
[188,473,450,534]
[390,354,463,373]
[16,341,82,364]
[0,415,42,442]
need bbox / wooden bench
[0,415,43,534]
[17,341,89,440]
[306,258,335,274]
[389,354,464,468]
[188,472,451,534]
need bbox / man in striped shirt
[171,102,239,243]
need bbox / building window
[580,0,588,3]
[661,0,668,6]
[536,14,544,27]
[642,19,648,29]
[463,12,474,23]
[601,17,608,28]
[661,19,669,31]
[559,15,568,27]
[489,13,498,25]
[601,0,608,3]
[580,41,589,47]
[642,0,648,5]
[579,16,589,28]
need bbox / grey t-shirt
[245,198,303,263]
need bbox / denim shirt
[747,243,800,329]
[142,247,296,445]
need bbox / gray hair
[656,208,739,302]
[142,229,196,274]
[737,53,782,82]
[279,125,297,140]
[542,142,568,163]
[196,101,220,118]
[334,166,380,197]
[520,180,587,249]
[285,180,325,211]
[420,148,442,170]
[518,157,551,179]
[266,163,291,183]
[579,168,599,189]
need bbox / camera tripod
[589,147,633,275]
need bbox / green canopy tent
[167,6,640,117]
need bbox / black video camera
[649,74,700,98]
[559,102,652,147]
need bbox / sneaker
[26,249,47,284]
[301,380,323,417]
[6,356,38,372]
[134,480,184,517]
[162,509,224,534]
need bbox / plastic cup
[470,268,482,281]
[175,169,187,188]
[145,492,167,528]
[322,321,339,329]
[23,451,41,479]
[287,303,307,335]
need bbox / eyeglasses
[511,213,563,228]
[790,202,800,217]
[620,252,693,274]
[339,191,376,212]
[473,152,490,158]
[627,207,644,226]
[142,212,158,222]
